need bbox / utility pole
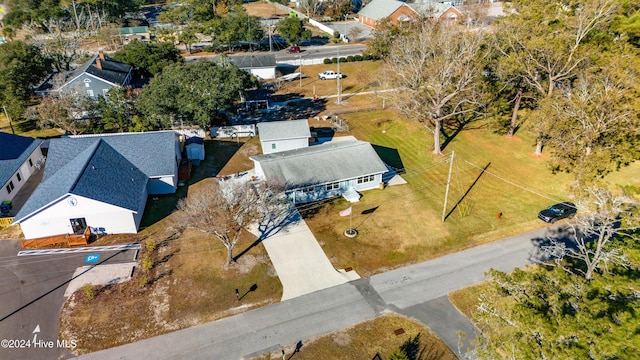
[2,105,15,135]
[336,41,341,104]
[299,54,303,87]
[442,151,454,222]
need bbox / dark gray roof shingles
[0,132,42,186]
[16,132,176,222]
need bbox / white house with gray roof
[250,139,388,204]
[257,119,311,154]
[14,131,181,239]
[0,133,44,203]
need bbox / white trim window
[326,182,340,191]
[301,186,315,193]
[357,175,375,184]
[87,90,94,97]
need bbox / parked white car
[317,71,343,80]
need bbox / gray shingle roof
[63,55,132,87]
[257,119,311,142]
[0,132,42,187]
[43,131,178,182]
[227,54,276,69]
[15,140,148,222]
[251,139,388,189]
[358,0,405,20]
[409,0,457,18]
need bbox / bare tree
[379,22,488,155]
[29,93,98,135]
[542,187,639,280]
[176,179,287,267]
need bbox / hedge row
[323,54,376,64]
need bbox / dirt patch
[243,2,291,18]
[60,214,282,355]
[0,224,24,239]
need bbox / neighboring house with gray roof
[0,133,44,203]
[257,119,311,154]
[250,139,388,204]
[37,51,133,100]
[14,131,181,239]
[226,54,277,80]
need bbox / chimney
[98,50,105,61]
[96,58,102,70]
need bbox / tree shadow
[397,333,448,360]
[528,226,580,264]
[440,115,486,151]
[233,203,302,261]
[444,162,490,221]
[139,139,245,228]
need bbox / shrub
[331,57,338,64]
[145,240,157,252]
[346,55,355,62]
[139,275,149,288]
[82,283,94,301]
[142,254,153,272]
[324,58,332,64]
[340,57,347,63]
[355,55,363,61]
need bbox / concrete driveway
[250,208,359,300]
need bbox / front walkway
[250,209,360,301]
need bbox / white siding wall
[147,176,177,195]
[261,138,309,154]
[0,147,44,202]
[249,68,276,80]
[19,194,137,239]
[351,173,383,191]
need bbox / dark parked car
[538,202,577,223]
[286,46,301,53]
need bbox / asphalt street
[79,226,554,360]
[0,240,137,360]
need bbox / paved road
[79,226,553,360]
[0,241,138,360]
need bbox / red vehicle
[286,46,301,53]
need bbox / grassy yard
[251,314,456,360]
[60,180,283,355]
[301,108,637,276]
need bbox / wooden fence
[20,227,90,249]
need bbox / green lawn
[304,110,636,276]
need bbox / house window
[87,90,94,97]
[301,186,315,193]
[6,181,14,194]
[16,173,22,182]
[326,182,340,191]
[29,159,33,167]
[70,218,87,234]
[83,79,91,87]
[103,89,109,96]
[357,175,375,184]
[271,143,276,150]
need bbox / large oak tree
[379,22,488,155]
[135,60,255,129]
